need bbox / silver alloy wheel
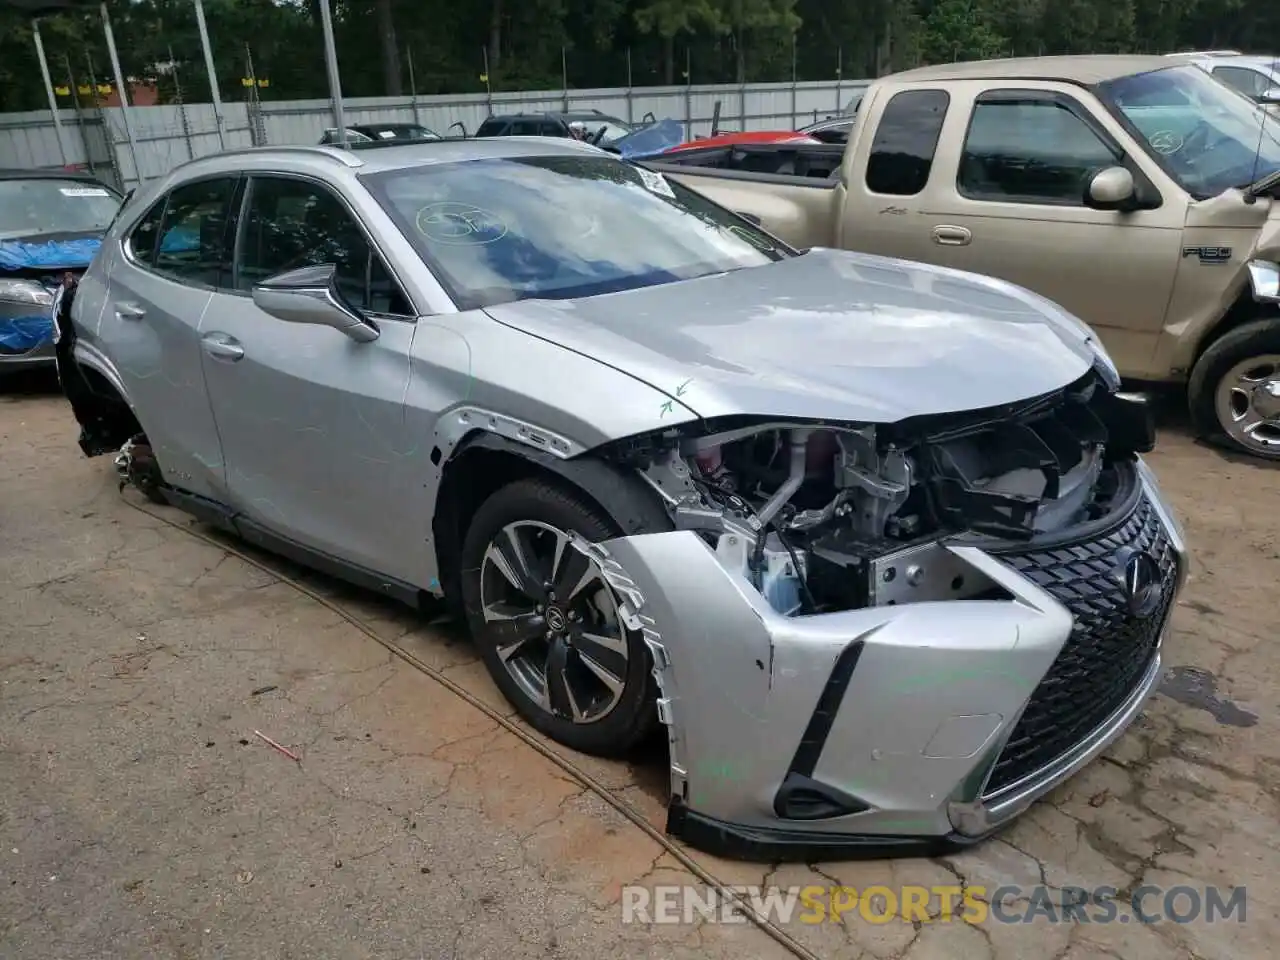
[1214,354,1280,454]
[478,520,630,724]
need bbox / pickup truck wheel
[1188,319,1280,460]
[459,477,658,757]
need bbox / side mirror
[251,264,379,343]
[1258,87,1280,105]
[1085,166,1136,210]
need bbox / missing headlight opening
[607,369,1155,617]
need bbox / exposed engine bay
[607,370,1155,616]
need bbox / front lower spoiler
[599,464,1186,862]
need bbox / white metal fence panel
[0,78,871,188]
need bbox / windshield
[362,125,440,141]
[573,119,632,144]
[1097,65,1280,197]
[0,178,121,241]
[362,155,788,310]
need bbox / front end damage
[593,368,1186,860]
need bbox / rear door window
[864,89,950,196]
[152,177,237,288]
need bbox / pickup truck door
[912,86,1186,374]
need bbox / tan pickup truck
[652,55,1280,460]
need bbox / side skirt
[157,486,425,610]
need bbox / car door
[197,172,419,577]
[918,88,1184,368]
[96,176,238,501]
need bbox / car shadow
[185,524,674,813]
[0,368,62,398]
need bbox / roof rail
[174,144,365,171]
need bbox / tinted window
[537,121,564,136]
[864,90,949,195]
[958,98,1119,204]
[127,198,166,265]
[362,154,789,311]
[1213,66,1270,98]
[236,176,411,316]
[475,119,507,137]
[508,120,542,136]
[153,177,236,286]
[0,178,120,242]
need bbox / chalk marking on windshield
[415,202,508,245]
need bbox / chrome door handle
[932,225,972,246]
[114,301,145,321]
[201,332,244,362]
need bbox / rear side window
[126,198,166,266]
[153,177,237,287]
[864,89,950,196]
[475,119,508,137]
[509,120,543,136]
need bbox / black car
[473,110,634,146]
[0,167,123,374]
[319,123,442,146]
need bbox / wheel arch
[62,344,145,457]
[1191,289,1280,370]
[430,429,672,608]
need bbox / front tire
[1188,318,1280,461]
[459,478,658,757]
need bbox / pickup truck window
[864,89,950,196]
[958,96,1120,205]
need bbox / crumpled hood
[484,248,1100,424]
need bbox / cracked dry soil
[1,387,1276,960]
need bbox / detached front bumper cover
[599,459,1186,862]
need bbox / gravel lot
[1,379,1275,960]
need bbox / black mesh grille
[983,492,1177,796]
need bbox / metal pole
[32,19,71,167]
[625,48,633,124]
[684,47,692,140]
[169,45,194,160]
[835,46,843,114]
[317,0,346,146]
[790,33,798,129]
[406,45,420,124]
[482,46,492,115]
[193,0,226,149]
[100,3,142,187]
[561,47,569,113]
[63,54,96,175]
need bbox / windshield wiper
[1243,167,1280,197]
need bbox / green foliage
[0,0,1276,111]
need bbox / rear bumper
[598,459,1185,862]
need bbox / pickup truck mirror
[1085,166,1137,210]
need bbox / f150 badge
[1183,246,1232,264]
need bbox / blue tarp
[0,237,101,271]
[0,314,55,352]
[611,119,686,161]
[0,238,102,353]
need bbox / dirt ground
[1,376,1276,960]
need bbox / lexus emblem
[544,607,567,633]
[1118,549,1163,619]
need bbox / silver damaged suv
[54,137,1187,861]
